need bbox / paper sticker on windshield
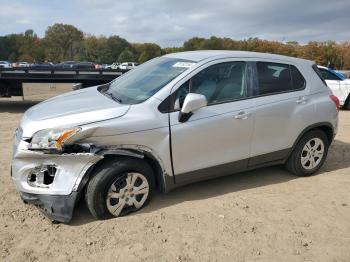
[173,62,196,68]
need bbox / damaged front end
[12,124,169,223]
[11,128,103,223]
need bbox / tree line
[0,23,349,69]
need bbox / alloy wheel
[106,172,149,216]
[300,138,325,170]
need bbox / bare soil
[1,100,349,262]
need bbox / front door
[169,61,255,184]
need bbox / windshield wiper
[104,91,123,103]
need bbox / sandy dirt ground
[0,100,349,262]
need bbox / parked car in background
[11,51,339,223]
[0,61,12,68]
[111,62,120,69]
[101,64,112,69]
[57,61,77,69]
[72,62,95,70]
[318,65,350,109]
[16,62,30,68]
[335,70,348,79]
[119,62,139,70]
[29,62,54,70]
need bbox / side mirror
[179,93,207,123]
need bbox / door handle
[296,96,308,104]
[234,111,250,120]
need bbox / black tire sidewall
[344,96,350,110]
[290,130,329,176]
[85,158,155,219]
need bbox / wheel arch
[289,122,335,158]
[77,148,170,195]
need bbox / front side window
[104,57,196,104]
[257,62,305,95]
[172,61,247,110]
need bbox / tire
[85,157,155,220]
[286,129,329,177]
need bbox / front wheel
[286,130,329,176]
[85,158,155,219]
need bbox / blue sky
[1,0,350,47]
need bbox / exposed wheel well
[314,125,334,144]
[288,123,334,161]
[143,154,166,193]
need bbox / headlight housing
[29,127,81,152]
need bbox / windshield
[105,57,196,104]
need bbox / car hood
[20,86,130,138]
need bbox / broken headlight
[29,127,81,152]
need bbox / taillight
[330,95,340,111]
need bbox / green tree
[163,46,183,54]
[0,34,18,61]
[222,38,240,50]
[15,29,45,62]
[199,36,224,50]
[118,50,135,62]
[81,35,103,62]
[323,41,341,68]
[183,37,206,51]
[105,36,130,63]
[131,43,161,63]
[17,54,34,62]
[2,23,350,69]
[43,23,84,62]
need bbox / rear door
[249,61,314,166]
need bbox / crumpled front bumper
[11,138,102,222]
[20,191,79,223]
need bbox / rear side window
[256,62,305,95]
[290,65,305,89]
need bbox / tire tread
[286,129,329,176]
[85,157,155,220]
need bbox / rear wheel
[286,130,329,176]
[85,158,155,219]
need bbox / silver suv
[11,51,339,223]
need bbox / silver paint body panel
[11,51,338,197]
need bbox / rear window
[312,64,328,86]
[256,62,305,95]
